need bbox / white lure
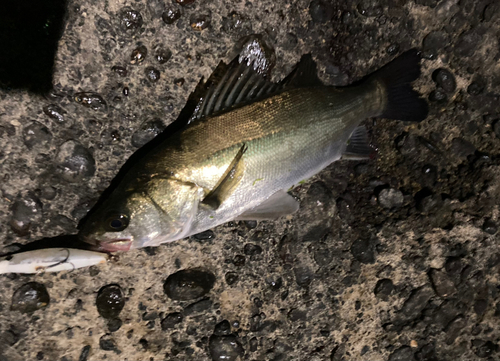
[0,248,109,274]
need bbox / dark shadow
[0,235,90,257]
[0,0,67,94]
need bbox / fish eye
[106,214,129,232]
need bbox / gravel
[1,0,500,360]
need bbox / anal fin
[202,144,247,210]
[341,126,374,160]
[236,190,299,220]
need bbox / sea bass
[79,49,428,252]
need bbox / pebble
[175,0,195,5]
[79,345,91,361]
[107,318,122,332]
[164,269,216,300]
[9,191,43,235]
[96,285,125,319]
[38,186,57,200]
[388,346,414,361]
[356,0,383,16]
[161,312,183,330]
[99,334,119,352]
[119,8,143,32]
[313,245,333,266]
[494,120,500,138]
[190,11,211,31]
[309,0,334,23]
[351,238,375,264]
[22,121,52,150]
[467,78,485,95]
[415,188,440,213]
[422,31,448,60]
[225,272,238,285]
[483,2,500,21]
[155,47,172,64]
[450,138,476,158]
[445,315,466,344]
[11,282,50,313]
[162,8,181,25]
[428,88,447,103]
[209,335,244,361]
[288,308,307,322]
[43,104,65,123]
[432,69,456,93]
[74,92,107,111]
[399,285,434,322]
[192,230,215,241]
[130,45,147,65]
[243,220,257,229]
[184,298,212,315]
[378,188,404,209]
[472,340,498,358]
[145,67,160,82]
[293,266,314,287]
[302,225,330,242]
[131,119,164,148]
[374,279,394,300]
[243,243,262,256]
[232,255,245,267]
[238,34,276,77]
[213,320,231,336]
[454,29,481,58]
[249,337,258,352]
[482,219,497,234]
[428,269,456,297]
[55,140,96,182]
[473,299,488,316]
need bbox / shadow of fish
[79,49,428,252]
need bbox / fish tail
[371,49,429,122]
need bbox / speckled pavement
[1,0,499,360]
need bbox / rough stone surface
[1,0,500,360]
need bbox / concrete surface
[1,0,499,360]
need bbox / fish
[0,248,109,274]
[79,49,428,252]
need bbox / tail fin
[371,49,429,122]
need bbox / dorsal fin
[180,53,322,124]
[281,54,323,88]
[187,57,283,122]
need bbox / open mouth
[97,239,133,252]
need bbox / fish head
[79,178,203,251]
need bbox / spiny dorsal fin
[183,53,322,124]
[189,58,283,122]
[281,53,323,88]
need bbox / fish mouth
[95,239,133,252]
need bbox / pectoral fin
[202,144,247,210]
[341,126,374,160]
[236,190,299,220]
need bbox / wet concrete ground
[1,0,500,360]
